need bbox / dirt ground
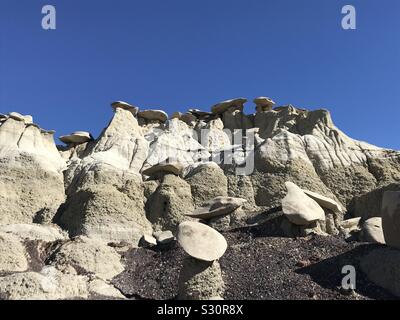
[112,223,396,300]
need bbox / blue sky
[0,0,399,149]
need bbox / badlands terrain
[0,97,400,300]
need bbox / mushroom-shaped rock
[254,97,275,112]
[8,112,33,124]
[282,182,325,225]
[138,109,168,122]
[211,98,247,114]
[302,189,345,213]
[171,112,197,125]
[381,191,400,249]
[111,101,139,115]
[188,109,213,120]
[142,161,184,177]
[59,131,93,145]
[186,196,247,220]
[177,221,227,262]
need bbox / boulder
[8,112,33,124]
[340,218,361,231]
[49,237,125,281]
[253,96,275,112]
[359,217,385,244]
[171,112,197,125]
[111,101,139,115]
[186,196,247,220]
[381,191,400,249]
[0,224,67,242]
[59,131,93,145]
[211,98,247,114]
[177,221,227,261]
[282,182,325,225]
[0,266,88,300]
[0,232,29,273]
[302,189,345,213]
[138,109,168,122]
[142,161,184,177]
[153,230,175,244]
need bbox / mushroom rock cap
[253,96,275,107]
[138,109,168,122]
[177,221,227,261]
[211,98,247,114]
[59,131,93,145]
[188,109,214,121]
[41,129,55,135]
[282,181,325,225]
[302,189,345,214]
[142,161,184,177]
[186,196,247,219]
[111,101,139,115]
[171,112,197,125]
[8,112,33,124]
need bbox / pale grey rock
[50,236,125,281]
[340,218,361,231]
[178,258,225,300]
[0,116,65,224]
[282,182,325,225]
[111,101,139,115]
[0,232,28,273]
[146,174,194,232]
[0,266,89,300]
[187,196,247,220]
[359,217,385,244]
[140,234,157,247]
[381,191,400,249]
[142,161,184,177]
[302,189,345,213]
[8,112,33,124]
[88,279,126,299]
[177,221,227,261]
[138,109,168,122]
[59,131,93,145]
[211,98,247,114]
[185,162,228,206]
[153,230,175,244]
[0,224,67,242]
[254,96,275,112]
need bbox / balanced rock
[8,112,33,124]
[302,189,345,213]
[142,161,184,177]
[111,101,139,115]
[381,191,400,249]
[282,182,325,225]
[211,98,247,114]
[177,221,227,261]
[138,109,168,122]
[188,109,213,120]
[253,97,275,112]
[59,131,93,145]
[171,112,197,125]
[359,217,385,244]
[186,196,247,220]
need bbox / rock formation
[1,95,400,300]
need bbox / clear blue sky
[1,0,399,149]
